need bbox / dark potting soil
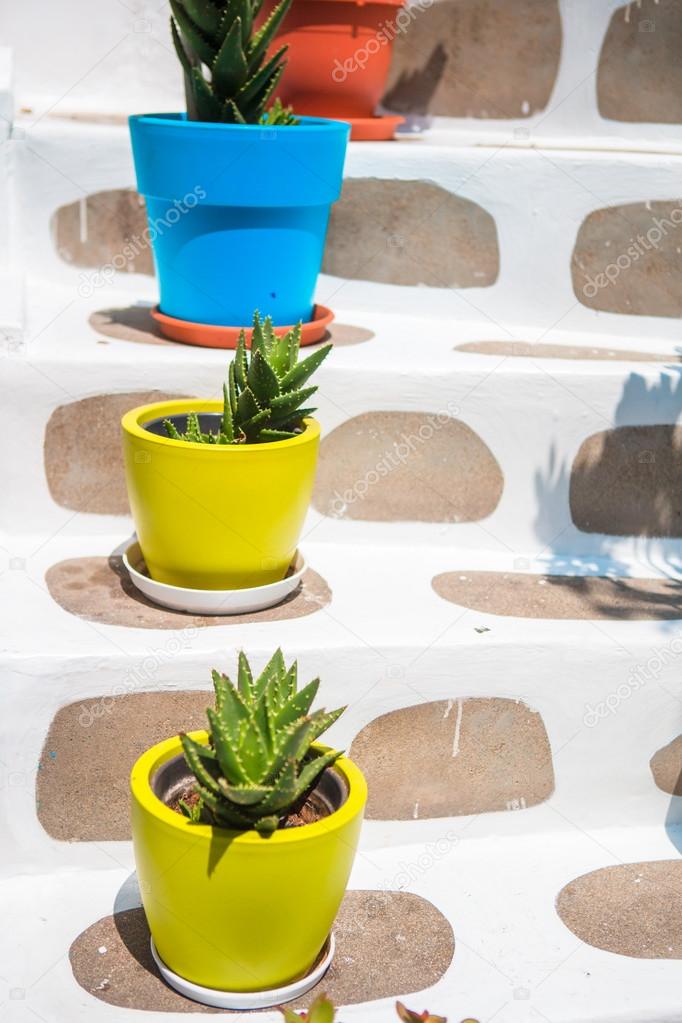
[168,784,332,829]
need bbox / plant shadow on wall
[532,364,682,622]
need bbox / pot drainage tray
[151,933,334,1009]
[151,303,333,348]
[122,541,306,615]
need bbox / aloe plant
[164,312,331,445]
[179,650,345,835]
[280,994,336,1023]
[280,998,451,1022]
[170,0,297,124]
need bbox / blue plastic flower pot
[128,113,350,327]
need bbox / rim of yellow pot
[121,400,320,451]
[131,730,367,846]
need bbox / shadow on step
[44,553,331,629]
[70,892,454,1012]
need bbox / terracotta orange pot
[264,0,406,133]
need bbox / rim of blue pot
[129,112,351,134]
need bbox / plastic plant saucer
[150,933,335,1010]
[122,541,306,616]
[348,115,405,141]
[151,303,334,349]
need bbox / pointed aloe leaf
[254,813,279,834]
[170,16,194,76]
[240,407,271,439]
[247,0,292,68]
[279,343,332,391]
[182,0,222,37]
[188,68,224,121]
[236,45,287,107]
[268,717,317,778]
[256,758,297,812]
[237,651,254,702]
[211,669,250,740]
[195,783,252,828]
[228,359,238,414]
[208,707,251,783]
[221,383,235,442]
[180,733,221,795]
[211,17,248,97]
[252,648,286,701]
[234,329,248,389]
[309,705,346,741]
[258,428,298,441]
[269,385,317,422]
[250,310,266,358]
[225,97,248,123]
[247,349,280,406]
[275,677,320,729]
[237,385,261,422]
[170,0,216,65]
[164,418,183,440]
[238,715,270,782]
[294,747,341,796]
[262,316,276,356]
[217,779,272,805]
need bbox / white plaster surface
[2,3,682,1020]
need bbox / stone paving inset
[570,426,682,537]
[350,697,554,819]
[44,391,181,514]
[572,201,682,318]
[650,735,682,796]
[323,180,499,288]
[45,555,331,630]
[597,0,682,124]
[455,340,682,363]
[557,861,682,958]
[433,570,682,620]
[383,0,561,118]
[313,411,503,522]
[70,892,455,1011]
[52,189,152,274]
[37,692,210,842]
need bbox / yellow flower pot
[130,732,366,992]
[121,400,321,590]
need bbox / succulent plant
[164,312,331,446]
[280,998,452,1022]
[396,1003,448,1023]
[280,994,336,1023]
[179,650,345,835]
[170,0,297,124]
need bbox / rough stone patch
[383,0,561,118]
[556,861,682,958]
[89,306,375,348]
[455,340,682,362]
[323,180,499,288]
[44,391,181,514]
[650,735,682,795]
[37,693,210,842]
[45,556,331,630]
[350,698,554,819]
[69,892,455,1010]
[433,570,682,620]
[572,201,682,318]
[51,189,152,273]
[570,426,682,537]
[598,0,682,124]
[313,411,503,522]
